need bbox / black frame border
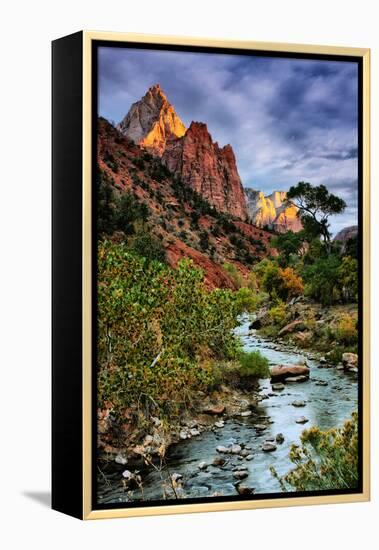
[90,39,364,512]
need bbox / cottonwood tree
[287,182,346,250]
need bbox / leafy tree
[97,242,241,423]
[97,171,117,235]
[261,264,303,301]
[302,254,342,305]
[199,230,210,251]
[287,182,346,248]
[337,256,358,302]
[271,231,303,266]
[115,191,150,235]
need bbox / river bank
[97,315,358,504]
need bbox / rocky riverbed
[97,315,358,505]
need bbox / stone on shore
[278,319,306,336]
[342,352,358,371]
[115,453,128,465]
[203,404,225,415]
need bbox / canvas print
[95,45,361,507]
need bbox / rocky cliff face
[117,84,186,156]
[118,86,248,219]
[245,188,302,233]
[163,122,248,219]
[334,226,358,242]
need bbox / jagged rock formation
[117,84,186,156]
[163,122,248,219]
[97,117,273,289]
[334,226,358,242]
[118,86,248,219]
[245,188,302,233]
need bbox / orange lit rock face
[245,188,302,233]
[117,84,186,156]
[163,122,248,219]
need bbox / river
[97,315,358,505]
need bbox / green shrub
[130,230,166,263]
[333,314,358,345]
[237,350,270,379]
[269,300,287,326]
[271,413,359,491]
[199,230,210,251]
[235,288,268,314]
[223,262,243,288]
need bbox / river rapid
[98,316,358,505]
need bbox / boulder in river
[342,352,358,371]
[270,364,310,383]
[240,449,250,457]
[213,456,226,466]
[198,461,208,470]
[214,420,225,428]
[315,380,328,386]
[245,454,254,461]
[231,444,242,454]
[233,470,249,480]
[271,382,285,391]
[292,400,306,407]
[275,433,285,444]
[115,453,128,465]
[216,445,229,454]
[254,424,267,431]
[261,442,277,452]
[234,483,255,495]
[285,375,309,383]
[296,416,309,424]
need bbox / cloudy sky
[98,46,359,235]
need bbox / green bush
[333,314,358,345]
[235,287,267,314]
[271,413,359,491]
[269,300,287,326]
[237,350,270,379]
[130,230,166,263]
[97,242,240,424]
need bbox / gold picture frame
[52,31,370,520]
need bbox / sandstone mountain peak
[117,84,186,156]
[245,187,302,233]
[163,120,248,219]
